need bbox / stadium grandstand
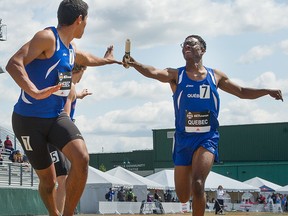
[0,125,45,215]
[0,125,39,188]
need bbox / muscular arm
[74,45,122,66]
[6,30,61,99]
[127,57,178,89]
[215,69,283,101]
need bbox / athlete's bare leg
[174,165,192,202]
[174,147,214,216]
[62,139,89,216]
[190,147,214,216]
[56,175,68,214]
[35,164,59,216]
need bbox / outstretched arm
[75,45,122,66]
[215,69,283,101]
[125,56,178,83]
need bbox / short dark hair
[57,0,88,26]
[185,35,206,51]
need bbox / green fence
[0,187,47,216]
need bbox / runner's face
[181,37,204,60]
[75,15,88,39]
[181,38,200,49]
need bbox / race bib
[200,85,210,99]
[53,71,72,97]
[50,150,60,163]
[185,110,211,133]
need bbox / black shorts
[49,145,71,177]
[12,112,84,170]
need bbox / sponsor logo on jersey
[186,84,194,88]
[59,73,64,81]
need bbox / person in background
[147,194,153,202]
[271,193,277,204]
[0,153,3,165]
[124,34,283,216]
[154,189,160,201]
[14,150,23,163]
[5,0,121,215]
[275,194,281,204]
[127,188,134,202]
[164,190,172,202]
[107,188,115,201]
[281,194,287,211]
[117,186,126,202]
[4,136,14,151]
[215,185,225,214]
[9,149,22,163]
[257,194,266,204]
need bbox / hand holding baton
[123,39,131,68]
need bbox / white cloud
[77,70,171,102]
[219,99,286,126]
[75,101,174,153]
[75,101,174,135]
[0,74,19,102]
[78,0,288,48]
[252,72,280,88]
[237,45,275,64]
[250,72,288,95]
[280,39,288,55]
[219,71,288,126]
[233,0,288,32]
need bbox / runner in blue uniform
[124,35,283,216]
[49,64,91,215]
[6,0,120,215]
[63,64,92,121]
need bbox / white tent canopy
[80,166,132,214]
[275,185,288,194]
[107,166,164,189]
[107,166,164,202]
[243,176,281,192]
[87,166,132,187]
[146,169,260,192]
[146,169,175,190]
[205,172,259,192]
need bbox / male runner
[6,0,120,215]
[124,35,283,216]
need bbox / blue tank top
[70,99,77,119]
[14,27,74,118]
[173,66,220,135]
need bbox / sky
[0,0,288,153]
